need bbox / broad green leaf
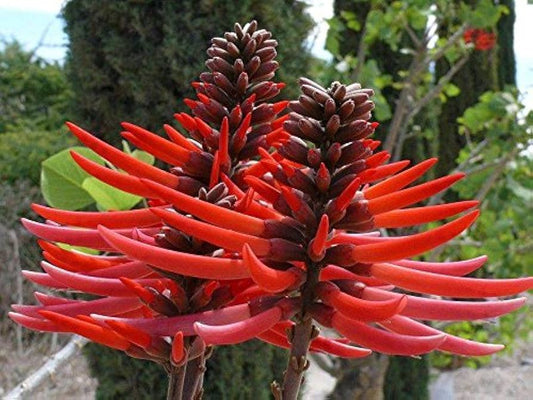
[121,140,154,165]
[132,149,155,165]
[82,177,142,211]
[40,146,104,210]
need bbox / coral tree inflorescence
[10,21,532,396]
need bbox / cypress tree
[383,356,429,400]
[62,1,313,397]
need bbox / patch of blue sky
[0,9,66,62]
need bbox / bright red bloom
[464,28,497,51]
[11,22,531,378]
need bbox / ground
[1,333,531,399]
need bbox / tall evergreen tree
[62,1,313,397]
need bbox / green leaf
[325,16,344,55]
[40,146,104,210]
[82,177,142,211]
[407,9,427,31]
[131,149,155,165]
[444,83,461,97]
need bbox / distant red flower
[464,28,496,51]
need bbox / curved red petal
[382,316,505,356]
[242,244,299,293]
[194,306,283,345]
[364,158,437,199]
[98,225,249,279]
[332,312,445,355]
[370,262,533,297]
[351,211,479,263]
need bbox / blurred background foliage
[1,0,531,398]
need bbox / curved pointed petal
[194,306,283,345]
[34,292,76,306]
[332,312,445,355]
[316,282,406,322]
[12,296,141,318]
[98,225,249,279]
[122,122,192,165]
[151,208,271,256]
[163,124,202,153]
[311,336,372,358]
[95,303,252,336]
[39,310,130,350]
[382,316,505,356]
[22,270,67,289]
[370,262,533,297]
[374,201,479,228]
[242,244,300,293]
[392,255,488,276]
[367,173,465,215]
[40,262,157,297]
[32,204,162,229]
[22,219,113,250]
[358,160,411,184]
[39,240,128,269]
[66,122,179,187]
[361,287,528,320]
[364,158,437,199]
[351,211,479,263]
[70,151,157,198]
[140,178,267,236]
[9,312,63,332]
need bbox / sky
[0,0,532,108]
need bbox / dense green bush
[0,41,72,132]
[384,356,429,400]
[84,344,168,400]
[0,129,76,185]
[204,340,288,399]
[84,340,288,400]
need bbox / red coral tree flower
[464,28,497,51]
[10,21,531,400]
